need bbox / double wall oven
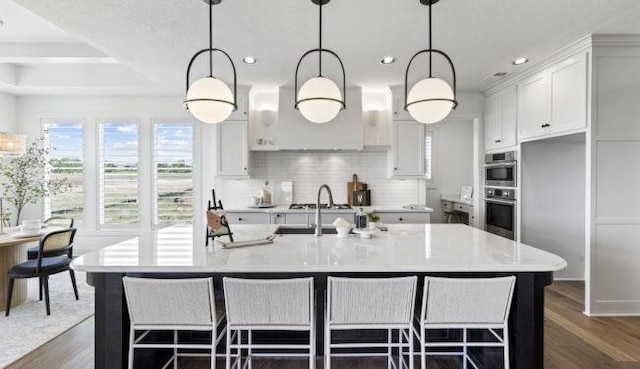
[484,151,517,240]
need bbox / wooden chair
[5,228,79,316]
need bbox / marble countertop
[71,224,566,274]
[226,205,434,213]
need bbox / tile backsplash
[214,151,423,207]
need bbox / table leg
[0,244,28,311]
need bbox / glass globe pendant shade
[297,76,343,124]
[186,76,234,124]
[407,77,455,124]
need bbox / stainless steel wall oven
[485,151,517,187]
[485,187,516,240]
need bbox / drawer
[379,212,430,224]
[270,213,287,224]
[285,213,309,225]
[225,212,270,224]
[441,201,453,212]
[453,203,473,213]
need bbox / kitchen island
[72,224,566,369]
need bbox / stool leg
[225,327,231,369]
[5,277,14,316]
[247,329,252,369]
[174,330,178,369]
[128,328,135,369]
[387,328,392,369]
[39,278,43,301]
[504,326,510,369]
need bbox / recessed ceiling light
[380,56,396,65]
[242,56,257,64]
[512,57,529,65]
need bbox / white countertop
[226,205,434,213]
[440,194,475,205]
[72,224,566,274]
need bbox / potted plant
[367,212,381,230]
[0,136,71,226]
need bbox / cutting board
[347,174,367,206]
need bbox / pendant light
[294,0,346,124]
[184,0,237,124]
[404,0,458,124]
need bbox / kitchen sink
[273,226,353,235]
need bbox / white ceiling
[3,0,640,95]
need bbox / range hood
[277,87,364,150]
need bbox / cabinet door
[216,121,248,177]
[392,89,413,120]
[549,52,588,133]
[517,72,551,140]
[484,93,502,150]
[500,85,517,147]
[285,213,309,225]
[227,93,249,121]
[391,121,425,177]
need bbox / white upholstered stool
[325,276,418,369]
[415,276,516,369]
[223,277,315,369]
[123,277,225,369]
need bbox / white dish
[248,204,277,208]
[11,231,43,238]
[352,228,381,238]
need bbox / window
[99,122,139,226]
[425,129,435,186]
[43,121,85,222]
[153,122,194,225]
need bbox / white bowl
[19,225,40,234]
[335,226,352,238]
[22,219,41,227]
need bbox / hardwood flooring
[7,281,640,369]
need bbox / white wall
[0,91,18,132]
[15,95,209,233]
[426,117,476,223]
[521,133,586,279]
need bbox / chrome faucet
[315,184,334,237]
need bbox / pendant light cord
[318,1,323,77]
[209,0,213,77]
[428,1,432,78]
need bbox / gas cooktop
[289,203,352,210]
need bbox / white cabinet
[389,121,425,177]
[277,87,363,150]
[391,88,413,120]
[224,212,270,224]
[518,52,588,140]
[377,211,430,224]
[216,121,249,177]
[227,93,249,121]
[485,85,517,151]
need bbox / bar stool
[325,276,417,369]
[223,277,315,369]
[123,277,226,369]
[415,276,516,369]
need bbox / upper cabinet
[517,52,588,140]
[277,87,363,150]
[391,87,413,121]
[227,93,249,121]
[390,121,425,177]
[216,121,249,178]
[485,85,517,151]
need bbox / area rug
[0,271,94,368]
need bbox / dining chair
[415,276,516,369]
[26,216,75,259]
[123,277,226,369]
[223,277,315,369]
[325,276,418,369]
[5,228,78,316]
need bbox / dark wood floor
[7,281,640,369]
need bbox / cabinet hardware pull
[238,218,243,221]
[399,217,404,221]
[495,140,501,143]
